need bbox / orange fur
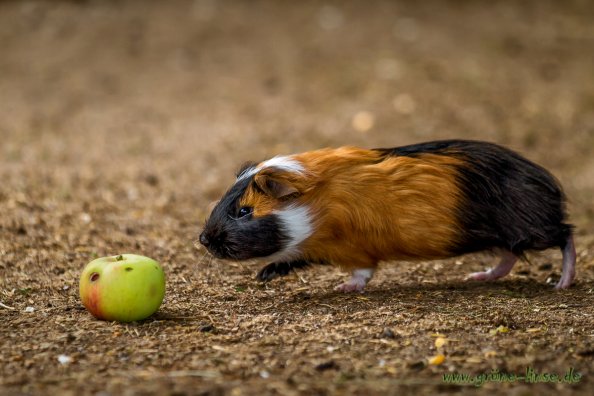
[293,147,465,270]
[239,184,277,217]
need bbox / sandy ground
[1,1,594,395]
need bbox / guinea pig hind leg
[555,236,576,289]
[466,251,518,282]
[256,260,310,282]
[334,268,375,293]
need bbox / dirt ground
[1,1,594,395]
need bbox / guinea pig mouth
[205,244,243,261]
[199,227,282,261]
[202,245,228,259]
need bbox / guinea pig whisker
[232,258,249,273]
[205,254,214,283]
[196,249,210,267]
[193,239,203,251]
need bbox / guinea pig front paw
[256,262,295,282]
[256,263,283,282]
[256,260,311,282]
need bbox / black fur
[256,260,311,282]
[200,176,288,260]
[375,140,573,256]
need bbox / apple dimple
[125,267,133,272]
[90,272,100,282]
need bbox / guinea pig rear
[376,140,576,289]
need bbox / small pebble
[199,324,215,333]
[381,327,395,339]
[58,355,72,365]
[408,360,425,370]
[315,361,339,371]
[24,306,35,313]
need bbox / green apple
[79,254,165,322]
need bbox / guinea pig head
[199,160,315,261]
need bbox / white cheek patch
[236,155,304,182]
[269,205,313,262]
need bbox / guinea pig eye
[237,206,253,218]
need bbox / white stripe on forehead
[236,155,304,181]
[262,156,305,173]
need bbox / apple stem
[116,255,124,261]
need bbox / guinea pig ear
[254,168,301,199]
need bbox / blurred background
[2,1,594,194]
[2,1,594,394]
[2,0,594,280]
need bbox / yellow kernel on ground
[428,354,445,365]
[489,325,509,335]
[435,337,447,348]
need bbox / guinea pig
[199,139,576,292]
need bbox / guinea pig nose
[199,232,210,247]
